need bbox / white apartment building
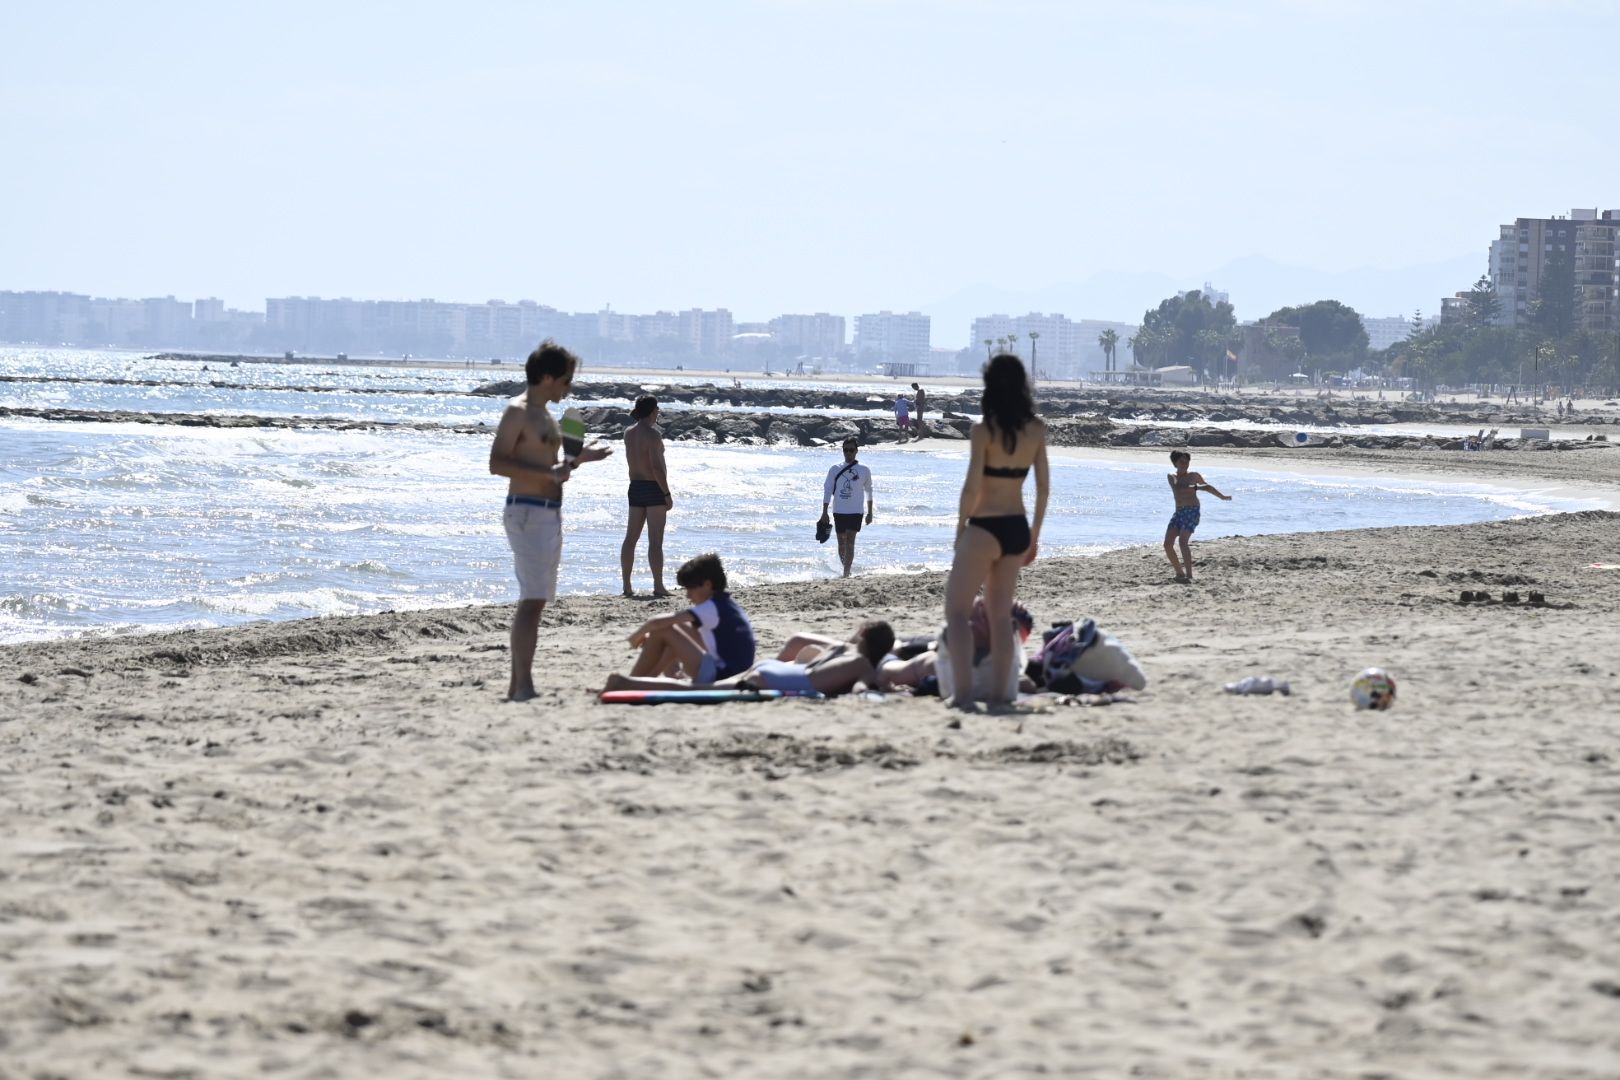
[1177,282,1230,307]
[968,313,1134,378]
[768,313,846,359]
[854,311,930,362]
[1362,315,1419,351]
[968,312,1078,376]
[678,308,734,356]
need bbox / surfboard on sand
[598,688,824,705]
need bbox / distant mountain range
[921,253,1484,347]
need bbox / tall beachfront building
[1488,208,1620,332]
[1362,315,1422,351]
[968,313,1135,379]
[853,311,930,363]
[768,313,846,360]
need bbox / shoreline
[4,441,1617,650]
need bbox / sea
[0,347,1607,645]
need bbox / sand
[4,446,1620,1078]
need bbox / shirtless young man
[488,340,612,701]
[619,396,673,598]
[1164,449,1231,583]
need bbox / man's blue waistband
[506,495,561,509]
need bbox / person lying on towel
[603,620,894,698]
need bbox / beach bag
[1031,619,1148,693]
[934,624,1024,701]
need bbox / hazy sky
[4,0,1616,324]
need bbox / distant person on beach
[605,619,893,697]
[911,382,928,437]
[820,436,875,578]
[489,339,613,702]
[942,354,1049,710]
[614,552,755,685]
[620,396,673,598]
[1164,449,1231,584]
[894,393,911,440]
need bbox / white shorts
[504,502,562,601]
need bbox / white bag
[935,623,1023,701]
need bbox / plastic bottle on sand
[1223,676,1291,696]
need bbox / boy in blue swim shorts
[1164,449,1232,583]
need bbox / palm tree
[982,338,993,360]
[997,336,1007,353]
[1128,331,1151,382]
[1007,332,1019,358]
[1098,328,1119,378]
[1028,330,1040,383]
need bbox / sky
[3,0,1617,336]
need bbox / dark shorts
[628,479,666,508]
[833,512,864,535]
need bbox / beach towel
[599,688,823,705]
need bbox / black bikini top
[983,464,1029,479]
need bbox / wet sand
[3,447,1620,1078]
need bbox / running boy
[619,552,756,683]
[1164,449,1231,583]
[488,339,613,701]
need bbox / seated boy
[605,620,894,698]
[622,553,755,684]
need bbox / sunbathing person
[876,598,1035,693]
[604,620,894,697]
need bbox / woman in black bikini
[943,353,1050,709]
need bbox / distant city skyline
[5,2,1616,335]
[0,244,1498,349]
[2,280,1422,379]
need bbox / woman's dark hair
[676,552,726,592]
[981,353,1037,454]
[852,620,895,666]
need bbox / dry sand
[3,446,1620,1079]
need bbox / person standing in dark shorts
[819,436,875,578]
[911,381,928,438]
[620,395,673,597]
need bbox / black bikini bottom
[967,514,1030,557]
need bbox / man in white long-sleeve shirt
[818,436,875,578]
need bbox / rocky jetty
[11,400,1609,456]
[474,378,1620,431]
[0,406,495,435]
